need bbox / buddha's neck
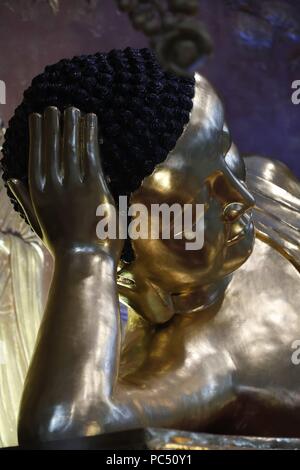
[171,275,232,316]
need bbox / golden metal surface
[0,176,48,447]
[145,428,300,450]
[245,155,300,269]
[5,74,300,445]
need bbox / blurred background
[0,0,299,176]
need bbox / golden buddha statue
[1,49,299,446]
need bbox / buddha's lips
[226,212,253,246]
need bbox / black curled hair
[1,47,195,262]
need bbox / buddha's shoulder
[245,156,300,271]
[222,236,300,373]
[233,237,300,294]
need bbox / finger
[7,179,43,239]
[62,107,81,181]
[43,106,61,184]
[79,114,85,176]
[83,113,108,191]
[29,113,43,192]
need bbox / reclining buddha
[1,48,300,445]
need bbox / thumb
[7,179,43,239]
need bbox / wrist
[53,243,119,273]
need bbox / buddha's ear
[7,179,42,239]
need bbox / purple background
[0,0,299,177]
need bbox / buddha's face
[118,75,255,323]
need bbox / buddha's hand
[8,106,123,261]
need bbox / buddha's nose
[213,166,255,222]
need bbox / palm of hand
[8,107,122,259]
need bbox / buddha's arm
[18,248,120,444]
[7,107,123,444]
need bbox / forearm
[18,248,121,443]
